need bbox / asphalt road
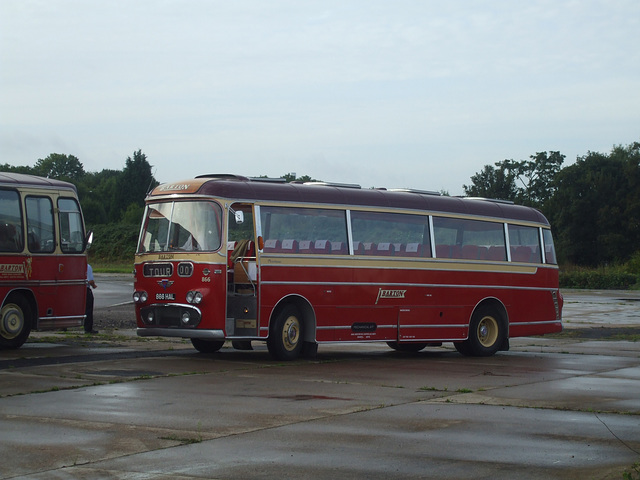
[0,284,639,479]
[91,273,133,309]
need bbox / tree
[465,152,564,210]
[463,164,518,201]
[501,151,565,208]
[77,169,122,224]
[0,163,35,174]
[112,150,158,222]
[80,197,108,225]
[34,153,85,181]
[548,142,640,266]
[122,203,145,225]
[280,173,317,183]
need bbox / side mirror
[84,231,94,251]
[235,211,244,224]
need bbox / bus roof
[0,172,78,192]
[149,174,549,226]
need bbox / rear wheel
[267,304,303,361]
[458,305,505,357]
[191,338,224,353]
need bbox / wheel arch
[270,294,316,343]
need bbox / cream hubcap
[282,315,300,351]
[1,304,24,339]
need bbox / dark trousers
[85,287,94,332]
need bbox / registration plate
[155,293,176,301]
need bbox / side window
[26,196,55,253]
[0,189,23,252]
[508,224,542,263]
[350,211,431,257]
[227,203,256,260]
[542,229,558,265]
[433,217,506,261]
[58,198,85,253]
[228,204,254,243]
[260,206,348,254]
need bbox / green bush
[87,223,139,264]
[560,268,639,289]
[627,251,640,275]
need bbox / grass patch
[624,462,640,480]
[543,327,640,341]
[420,386,448,392]
[611,333,640,342]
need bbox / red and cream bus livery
[134,174,562,360]
[0,173,91,348]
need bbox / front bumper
[136,327,225,339]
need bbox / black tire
[453,341,472,356]
[267,304,303,361]
[387,341,428,353]
[459,305,505,357]
[191,338,225,353]
[0,295,32,349]
[231,340,253,350]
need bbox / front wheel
[191,338,225,353]
[267,304,303,361]
[458,306,505,357]
[0,296,32,349]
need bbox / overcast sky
[1,1,639,194]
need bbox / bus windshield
[138,201,222,253]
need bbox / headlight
[186,291,203,304]
[133,291,148,303]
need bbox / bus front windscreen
[138,201,222,253]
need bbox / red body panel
[134,258,228,330]
[257,260,561,343]
[0,253,87,328]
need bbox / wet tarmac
[0,287,639,479]
[91,273,133,309]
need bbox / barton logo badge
[375,288,406,304]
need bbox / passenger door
[226,203,258,337]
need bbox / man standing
[85,264,98,334]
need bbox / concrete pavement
[0,289,639,479]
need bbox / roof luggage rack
[303,181,361,189]
[464,196,515,205]
[388,188,441,196]
[196,174,249,181]
[249,177,287,183]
